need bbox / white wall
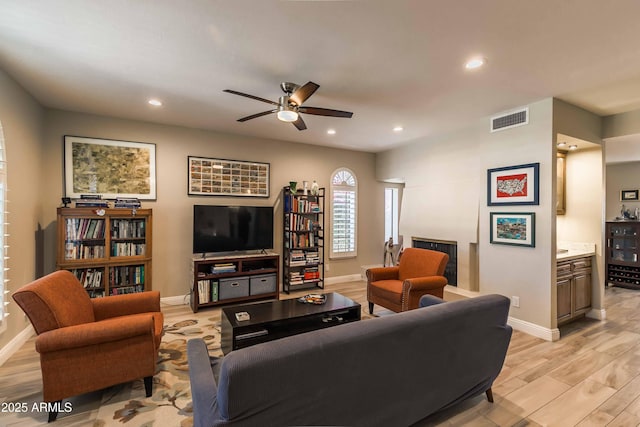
[377,98,555,331]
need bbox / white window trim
[0,121,7,334]
[330,167,357,259]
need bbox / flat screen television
[193,205,274,254]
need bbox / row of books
[114,198,141,208]
[64,243,106,260]
[197,279,219,304]
[87,290,105,298]
[112,219,146,239]
[109,285,144,295]
[72,268,103,289]
[111,242,146,257]
[286,214,320,232]
[110,265,145,285]
[66,218,105,240]
[289,232,317,248]
[284,195,321,213]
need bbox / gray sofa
[188,294,512,427]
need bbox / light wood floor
[2,281,640,426]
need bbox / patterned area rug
[94,316,223,427]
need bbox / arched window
[330,168,357,258]
[0,122,7,332]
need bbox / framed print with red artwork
[487,163,539,206]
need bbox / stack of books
[289,250,306,266]
[114,197,141,208]
[303,267,320,281]
[305,252,319,265]
[211,263,236,274]
[289,271,304,286]
[75,194,109,208]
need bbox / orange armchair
[367,247,449,314]
[12,270,164,422]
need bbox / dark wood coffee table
[220,292,361,354]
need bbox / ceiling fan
[223,81,353,131]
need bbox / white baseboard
[360,264,383,279]
[508,316,560,342]
[0,325,34,367]
[325,274,363,285]
[161,295,190,306]
[587,308,606,321]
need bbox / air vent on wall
[490,107,529,132]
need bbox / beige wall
[0,69,44,350]
[556,147,605,317]
[603,108,640,139]
[552,99,603,145]
[552,99,605,325]
[378,98,556,332]
[606,162,640,220]
[40,109,385,299]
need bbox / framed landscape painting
[490,212,535,247]
[64,136,156,199]
[487,163,539,206]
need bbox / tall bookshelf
[56,208,152,297]
[282,186,325,294]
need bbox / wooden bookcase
[56,208,152,298]
[191,253,279,313]
[282,186,325,294]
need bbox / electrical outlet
[511,296,520,308]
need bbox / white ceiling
[2,1,640,153]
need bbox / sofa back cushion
[216,294,511,426]
[12,270,95,334]
[398,247,448,281]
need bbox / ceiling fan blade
[224,89,279,106]
[237,109,277,122]
[292,115,307,131]
[299,106,353,118]
[289,81,319,106]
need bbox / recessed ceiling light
[148,99,162,107]
[557,141,567,147]
[393,126,403,132]
[465,57,486,70]
[569,144,578,150]
[327,129,336,135]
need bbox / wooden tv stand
[191,253,279,313]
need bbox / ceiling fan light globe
[277,110,299,122]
